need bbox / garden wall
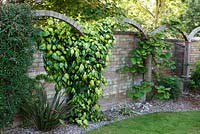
[28,32,200,110]
[165,39,185,76]
[99,31,143,109]
[189,37,200,72]
[28,31,142,110]
[167,37,200,75]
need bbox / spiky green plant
[21,82,66,131]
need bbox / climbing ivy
[121,32,176,99]
[122,32,175,77]
[38,18,115,127]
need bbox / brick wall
[28,50,56,99]
[163,38,200,76]
[190,37,200,72]
[99,32,143,109]
[27,31,143,110]
[173,42,185,76]
[152,39,185,77]
[27,33,200,110]
[165,39,185,77]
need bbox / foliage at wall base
[38,18,115,127]
[128,81,153,100]
[157,75,181,99]
[20,80,66,131]
[189,60,200,90]
[129,75,181,101]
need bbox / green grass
[87,111,200,134]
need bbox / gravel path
[4,92,200,134]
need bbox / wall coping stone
[113,30,138,35]
[191,37,200,42]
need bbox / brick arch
[188,27,200,42]
[32,10,84,35]
[151,24,189,41]
[119,18,147,38]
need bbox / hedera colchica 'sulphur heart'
[38,18,115,127]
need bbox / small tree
[181,0,200,33]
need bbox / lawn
[87,111,200,134]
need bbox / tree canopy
[25,0,125,21]
[4,0,200,35]
[181,0,200,33]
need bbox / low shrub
[129,76,181,101]
[157,75,181,99]
[189,60,200,90]
[128,81,153,100]
[154,85,170,99]
[119,106,136,116]
[20,80,66,131]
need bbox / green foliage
[121,32,174,77]
[128,81,153,100]
[0,4,39,129]
[25,0,186,29]
[21,80,66,131]
[38,18,115,127]
[189,60,200,90]
[128,75,181,100]
[121,31,178,100]
[154,85,170,99]
[119,106,137,117]
[157,75,182,99]
[162,17,187,39]
[26,0,125,21]
[150,34,176,78]
[118,0,186,30]
[181,0,200,33]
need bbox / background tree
[181,0,200,33]
[9,0,186,31]
[3,0,193,32]
[118,0,186,30]
[25,0,125,21]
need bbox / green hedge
[39,18,115,127]
[189,60,200,90]
[0,4,39,129]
